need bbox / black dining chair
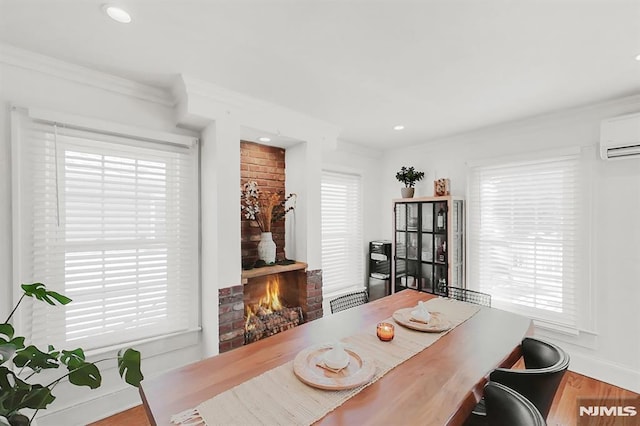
[329,290,369,314]
[467,337,569,424]
[447,286,492,307]
[466,381,546,426]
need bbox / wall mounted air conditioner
[600,112,640,160]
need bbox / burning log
[245,306,303,344]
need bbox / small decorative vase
[401,187,415,198]
[257,232,276,264]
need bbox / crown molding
[174,74,341,146]
[333,139,383,158]
[0,43,175,107]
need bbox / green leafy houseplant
[0,283,143,426]
[395,166,425,188]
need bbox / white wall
[378,95,640,392]
[0,56,202,424]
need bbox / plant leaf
[117,348,143,387]
[0,366,56,414]
[15,384,55,410]
[0,325,14,341]
[60,348,85,370]
[13,345,59,371]
[20,283,72,306]
[0,325,25,365]
[67,362,101,389]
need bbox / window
[321,170,364,297]
[467,151,586,333]
[12,108,199,351]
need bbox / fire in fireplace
[244,276,304,344]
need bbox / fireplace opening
[244,274,304,344]
[218,263,323,353]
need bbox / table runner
[171,297,480,426]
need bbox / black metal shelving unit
[392,196,464,295]
[368,240,391,301]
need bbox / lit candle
[377,322,395,341]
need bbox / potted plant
[241,180,297,265]
[395,166,425,198]
[0,283,143,426]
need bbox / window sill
[533,323,597,350]
[84,328,201,368]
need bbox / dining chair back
[329,290,369,314]
[472,381,546,426]
[488,337,569,419]
[447,286,491,307]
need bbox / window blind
[12,110,199,351]
[467,154,583,333]
[321,170,364,297]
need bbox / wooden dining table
[140,289,532,426]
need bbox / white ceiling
[1,0,639,150]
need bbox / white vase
[257,232,276,264]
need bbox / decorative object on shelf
[436,205,446,230]
[395,166,425,198]
[257,232,277,265]
[241,180,297,264]
[434,178,450,196]
[376,322,395,341]
[0,283,143,426]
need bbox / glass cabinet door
[407,203,418,230]
[421,203,433,232]
[407,233,418,260]
[396,203,406,231]
[434,201,447,232]
[421,263,433,292]
[421,234,433,262]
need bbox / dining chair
[465,382,546,426]
[468,337,569,423]
[447,286,492,307]
[329,290,369,314]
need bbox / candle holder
[377,322,395,341]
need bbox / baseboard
[568,352,640,394]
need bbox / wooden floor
[90,370,639,425]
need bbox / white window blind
[467,153,584,334]
[321,170,364,296]
[12,109,199,351]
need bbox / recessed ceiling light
[258,137,271,142]
[635,53,640,61]
[393,125,405,131]
[103,5,132,23]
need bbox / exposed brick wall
[218,285,245,353]
[305,270,324,321]
[240,141,286,266]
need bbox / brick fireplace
[218,263,323,353]
[217,140,324,353]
